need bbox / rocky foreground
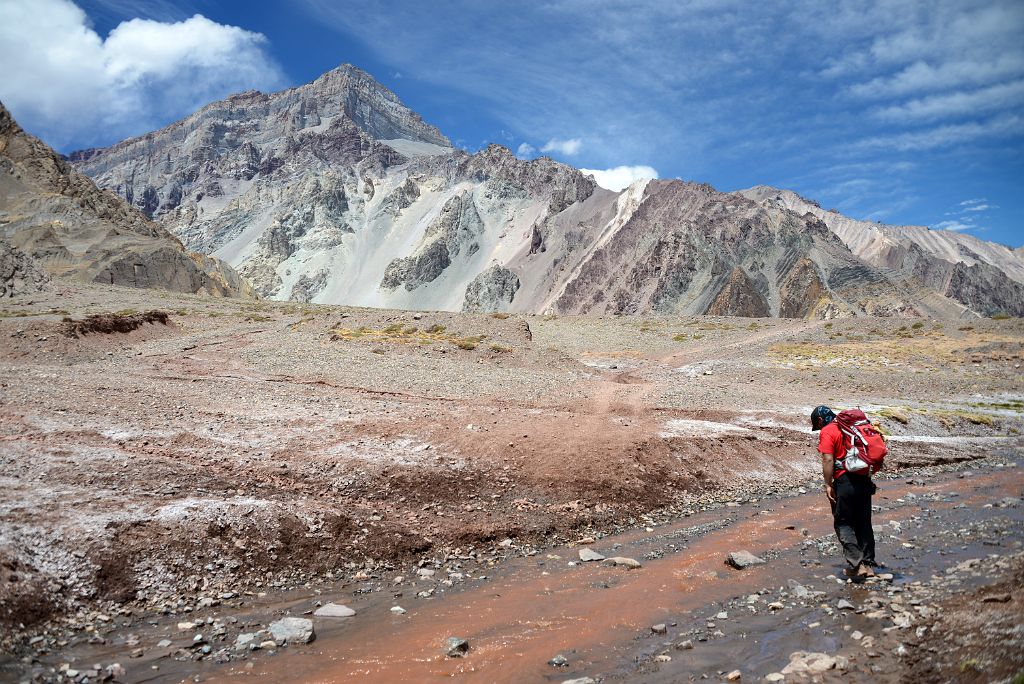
[0,282,1021,682]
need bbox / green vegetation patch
[331,324,486,351]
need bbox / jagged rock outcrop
[741,186,1023,317]
[0,240,50,297]
[707,266,770,317]
[0,104,253,298]
[778,258,825,318]
[463,264,521,313]
[65,64,1016,318]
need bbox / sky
[0,0,1022,247]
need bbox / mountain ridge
[65,64,1019,318]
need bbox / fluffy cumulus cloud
[540,137,581,156]
[0,0,285,149]
[580,165,658,192]
[515,142,536,159]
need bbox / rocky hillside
[0,104,253,298]
[740,187,1024,317]
[68,64,995,318]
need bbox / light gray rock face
[67,64,1007,317]
[741,186,1024,318]
[462,264,520,312]
[0,240,50,297]
[0,105,252,298]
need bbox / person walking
[811,405,877,578]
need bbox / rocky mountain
[67,64,1007,318]
[740,187,1024,317]
[0,104,253,298]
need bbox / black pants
[831,473,876,568]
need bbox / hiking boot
[843,567,859,578]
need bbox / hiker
[811,405,885,578]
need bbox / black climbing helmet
[810,405,835,431]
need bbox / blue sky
[1,0,1022,246]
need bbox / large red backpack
[834,409,887,475]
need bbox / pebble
[765,673,785,682]
[391,606,407,614]
[727,670,742,680]
[837,599,855,611]
[562,678,596,684]
[578,548,606,562]
[675,640,694,650]
[651,624,668,634]
[549,654,569,667]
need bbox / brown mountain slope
[0,103,253,298]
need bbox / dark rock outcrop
[0,240,51,297]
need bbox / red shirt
[817,422,847,478]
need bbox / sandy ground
[0,282,1022,681]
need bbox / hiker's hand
[824,484,836,503]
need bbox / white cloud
[960,198,987,206]
[540,137,582,156]
[873,79,1024,122]
[962,203,994,212]
[515,142,536,158]
[932,220,974,232]
[0,0,284,149]
[856,114,1024,152]
[580,165,658,192]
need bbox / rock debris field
[0,282,1022,682]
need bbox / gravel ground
[0,282,1021,680]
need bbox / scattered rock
[981,593,1011,603]
[651,624,668,635]
[602,556,642,569]
[314,603,356,618]
[562,678,596,684]
[765,673,785,682]
[675,640,694,650]
[726,551,766,569]
[727,670,742,680]
[782,651,845,675]
[548,654,569,667]
[391,606,407,614]
[578,548,605,562]
[268,617,315,645]
[444,637,470,658]
[836,599,855,611]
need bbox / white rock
[268,617,315,644]
[313,603,356,618]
